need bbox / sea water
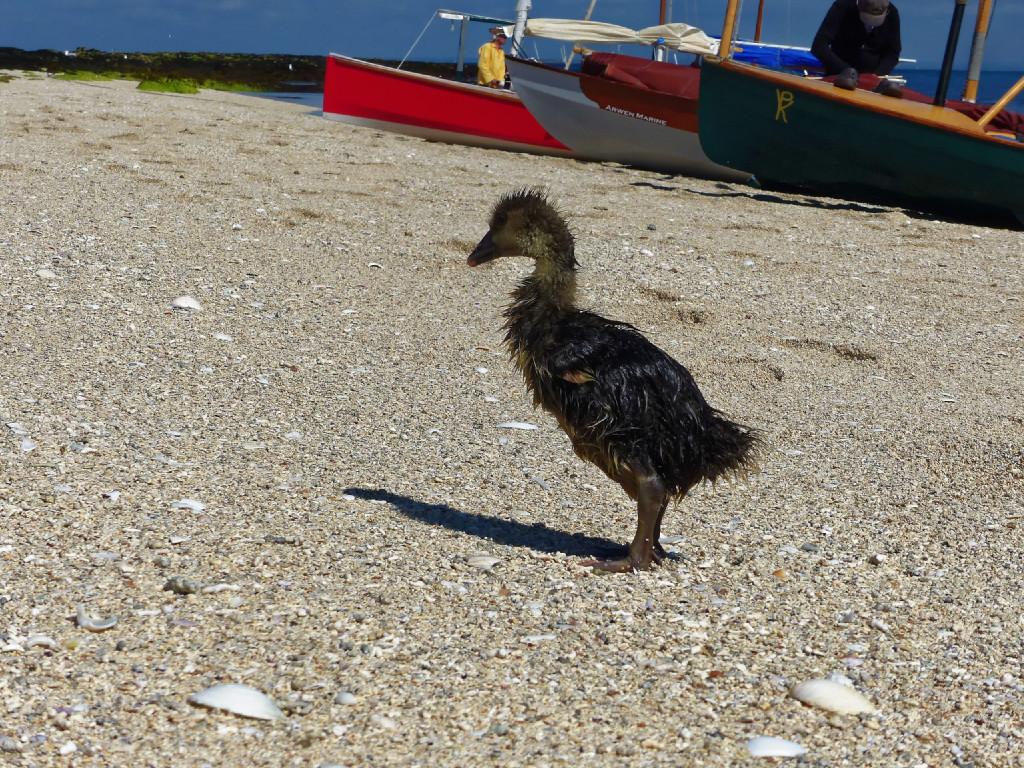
[897,68,1024,112]
[242,91,324,110]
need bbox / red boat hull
[323,53,575,156]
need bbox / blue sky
[3,1,1021,69]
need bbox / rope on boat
[400,11,438,69]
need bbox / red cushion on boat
[582,52,700,98]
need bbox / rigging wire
[399,11,437,69]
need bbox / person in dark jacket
[812,0,902,94]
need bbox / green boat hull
[698,59,1024,224]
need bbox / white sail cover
[523,19,717,55]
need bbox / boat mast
[962,0,995,102]
[719,0,742,58]
[456,15,470,78]
[934,0,968,107]
[510,0,532,56]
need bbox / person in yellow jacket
[477,28,507,88]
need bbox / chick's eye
[494,213,508,227]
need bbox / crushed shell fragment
[747,736,807,757]
[790,679,877,714]
[26,635,59,650]
[188,683,285,720]
[171,498,206,512]
[170,296,203,311]
[76,604,119,632]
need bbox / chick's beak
[467,230,498,266]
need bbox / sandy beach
[1,72,1022,766]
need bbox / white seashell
[201,583,240,593]
[520,634,557,644]
[35,269,58,279]
[59,741,77,756]
[20,438,36,452]
[25,635,59,650]
[825,672,854,686]
[76,604,119,632]
[334,690,357,706]
[369,713,397,730]
[103,490,121,501]
[171,498,205,512]
[188,683,284,720]
[475,367,489,374]
[6,422,28,435]
[790,679,877,714]
[467,555,501,571]
[530,475,550,490]
[497,422,538,430]
[170,296,202,311]
[869,617,892,635]
[747,736,807,758]
[213,332,233,341]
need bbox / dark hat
[858,0,890,26]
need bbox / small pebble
[163,576,204,595]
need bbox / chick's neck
[510,225,579,314]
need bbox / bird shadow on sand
[343,487,624,559]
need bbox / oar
[976,74,1024,129]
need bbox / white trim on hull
[322,111,576,156]
[507,59,749,182]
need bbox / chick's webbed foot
[581,549,663,573]
[581,475,668,573]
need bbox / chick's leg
[585,475,667,572]
[653,479,694,559]
[652,496,671,559]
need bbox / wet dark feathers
[482,188,760,501]
[504,298,760,499]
